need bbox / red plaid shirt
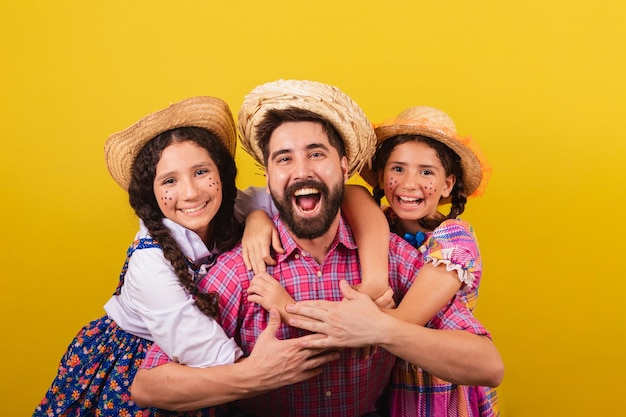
[142,215,483,416]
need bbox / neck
[291,214,341,264]
[399,218,425,236]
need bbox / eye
[196,168,209,176]
[162,178,176,185]
[421,169,434,176]
[390,165,403,173]
[310,151,324,159]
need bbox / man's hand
[247,308,341,388]
[286,280,394,349]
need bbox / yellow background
[2,1,625,416]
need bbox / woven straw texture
[361,106,491,203]
[238,79,376,178]
[104,96,236,191]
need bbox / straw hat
[237,79,376,178]
[361,106,491,202]
[104,96,237,191]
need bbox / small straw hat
[237,79,376,178]
[104,96,237,191]
[360,106,491,203]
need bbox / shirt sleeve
[421,219,482,289]
[122,248,243,367]
[234,186,278,222]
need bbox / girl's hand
[242,210,285,274]
[247,272,295,323]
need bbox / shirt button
[317,271,322,278]
[325,390,332,397]
[295,254,300,259]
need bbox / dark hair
[372,134,467,230]
[127,126,242,319]
[254,107,345,165]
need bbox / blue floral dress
[33,239,231,417]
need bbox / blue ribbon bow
[403,231,426,248]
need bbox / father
[131,80,502,416]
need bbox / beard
[270,179,344,240]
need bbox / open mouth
[294,187,321,213]
[396,195,423,207]
[180,201,208,214]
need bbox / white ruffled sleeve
[121,247,243,367]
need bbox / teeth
[180,202,207,213]
[294,187,319,196]
[398,196,421,203]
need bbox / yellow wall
[2,1,625,415]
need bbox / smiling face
[153,140,223,242]
[265,121,348,240]
[380,140,455,233]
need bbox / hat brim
[361,122,487,204]
[104,96,237,191]
[238,79,376,178]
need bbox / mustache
[284,180,329,199]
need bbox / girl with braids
[359,106,497,417]
[35,97,249,416]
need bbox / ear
[441,175,456,199]
[265,170,270,193]
[341,156,349,182]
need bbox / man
[131,80,502,416]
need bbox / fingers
[271,228,285,254]
[286,303,329,322]
[373,286,395,309]
[338,279,363,301]
[288,314,326,334]
[241,246,252,271]
[259,308,280,338]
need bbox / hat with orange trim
[360,106,491,204]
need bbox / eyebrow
[270,142,330,161]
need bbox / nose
[180,178,201,200]
[399,170,420,190]
[292,156,314,181]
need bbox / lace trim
[423,257,476,289]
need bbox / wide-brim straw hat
[105,96,237,191]
[238,79,376,178]
[361,106,491,203]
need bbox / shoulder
[431,218,477,243]
[388,233,422,264]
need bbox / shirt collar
[139,218,216,263]
[273,212,357,262]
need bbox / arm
[247,272,297,324]
[342,184,390,301]
[121,249,241,367]
[241,209,285,274]
[131,309,341,411]
[388,219,479,325]
[287,280,504,387]
[385,262,462,325]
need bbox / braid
[127,127,234,321]
[143,216,219,318]
[372,185,385,205]
[446,179,467,220]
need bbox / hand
[286,280,394,349]
[247,272,296,322]
[241,210,285,274]
[371,285,395,309]
[246,308,341,389]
